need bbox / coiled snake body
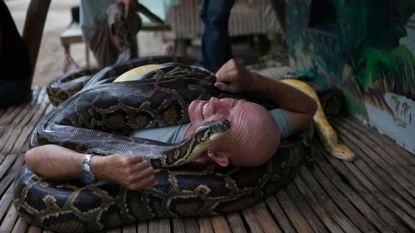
[13,56,350,232]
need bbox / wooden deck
[1,85,415,233]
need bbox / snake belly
[13,56,313,232]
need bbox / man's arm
[215,59,317,134]
[25,144,158,190]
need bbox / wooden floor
[1,86,415,233]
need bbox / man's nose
[209,97,228,115]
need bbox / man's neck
[184,124,194,139]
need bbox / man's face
[188,97,256,130]
[187,97,279,167]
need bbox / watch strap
[81,154,96,182]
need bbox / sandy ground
[6,0,177,87]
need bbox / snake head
[194,120,231,143]
[163,120,231,167]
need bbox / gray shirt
[130,109,292,143]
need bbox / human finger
[214,81,237,93]
[128,165,158,190]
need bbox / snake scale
[13,56,353,232]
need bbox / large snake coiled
[13,56,313,232]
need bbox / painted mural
[286,0,415,153]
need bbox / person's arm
[215,59,317,134]
[116,0,139,19]
[25,144,158,190]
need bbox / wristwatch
[81,154,96,183]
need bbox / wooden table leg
[21,0,51,87]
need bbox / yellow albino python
[13,56,351,232]
[280,79,355,161]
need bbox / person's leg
[62,54,80,74]
[197,0,235,67]
[89,3,141,69]
[88,20,119,69]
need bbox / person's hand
[214,59,254,93]
[93,154,158,190]
[116,0,139,19]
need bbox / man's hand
[214,59,254,93]
[116,0,139,19]
[92,154,158,190]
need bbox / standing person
[0,0,32,108]
[63,0,142,73]
[197,0,235,67]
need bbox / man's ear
[206,150,230,167]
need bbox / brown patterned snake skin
[13,56,354,232]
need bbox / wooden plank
[27,226,42,233]
[184,217,199,232]
[310,155,379,232]
[148,219,159,232]
[334,121,415,207]
[226,213,247,233]
[316,144,413,232]
[242,207,264,233]
[137,221,148,232]
[198,217,214,233]
[338,117,415,174]
[336,117,415,183]
[0,126,13,156]
[0,126,32,180]
[280,182,328,232]
[17,89,46,127]
[0,127,21,157]
[332,120,415,217]
[0,152,17,186]
[172,218,185,232]
[291,174,345,232]
[0,149,26,198]
[314,144,393,231]
[122,223,137,233]
[0,205,19,233]
[106,227,121,233]
[159,218,171,233]
[299,166,363,232]
[0,186,14,221]
[9,102,34,127]
[265,195,296,233]
[0,108,5,119]
[275,189,315,233]
[313,146,393,231]
[0,106,22,126]
[32,88,51,119]
[0,125,6,139]
[251,201,282,233]
[211,215,231,233]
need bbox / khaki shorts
[89,4,141,69]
